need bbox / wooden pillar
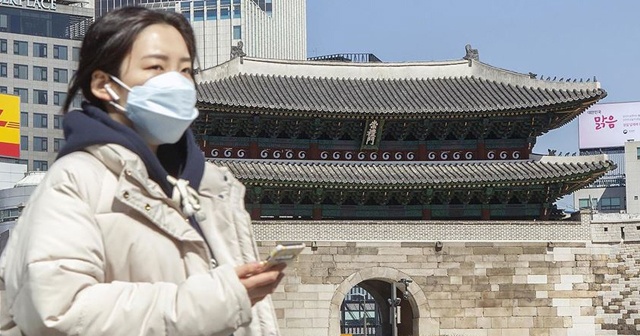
[477,141,486,160]
[309,142,319,160]
[250,206,261,220]
[249,140,259,159]
[313,206,322,220]
[418,143,427,161]
[422,208,431,220]
[481,208,491,220]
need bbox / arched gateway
[328,267,429,336]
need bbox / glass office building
[95,0,306,69]
[0,0,94,171]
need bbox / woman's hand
[235,262,286,306]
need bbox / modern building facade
[96,0,306,69]
[0,0,94,171]
[573,101,640,214]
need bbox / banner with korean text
[579,101,640,150]
[0,93,21,158]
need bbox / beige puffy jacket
[0,144,279,336]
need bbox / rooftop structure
[194,48,612,220]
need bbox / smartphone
[264,243,306,269]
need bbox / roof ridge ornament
[230,41,246,62]
[463,44,479,62]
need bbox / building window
[206,3,217,20]
[265,0,272,15]
[13,40,28,56]
[33,90,48,105]
[33,137,48,152]
[252,0,272,15]
[53,138,65,152]
[0,39,6,53]
[637,147,640,160]
[34,113,48,128]
[578,198,590,209]
[0,13,6,31]
[13,88,28,103]
[33,160,49,171]
[233,25,242,39]
[220,7,230,19]
[0,62,6,77]
[601,197,622,210]
[0,86,6,94]
[53,91,67,106]
[33,42,47,58]
[20,136,28,151]
[0,208,22,221]
[53,45,68,60]
[20,112,28,127]
[33,66,48,81]
[72,47,80,61]
[13,64,28,79]
[53,115,63,129]
[194,1,204,22]
[233,5,241,18]
[53,68,69,83]
[180,1,190,20]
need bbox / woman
[0,7,283,336]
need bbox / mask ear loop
[104,84,120,101]
[104,84,126,112]
[105,75,131,112]
[109,75,132,91]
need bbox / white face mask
[106,71,199,145]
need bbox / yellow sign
[0,93,21,158]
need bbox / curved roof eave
[209,157,614,190]
[197,57,602,92]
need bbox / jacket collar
[86,144,205,243]
[59,103,205,198]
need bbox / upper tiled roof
[196,57,606,118]
[210,154,613,189]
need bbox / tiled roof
[196,58,606,117]
[210,155,614,189]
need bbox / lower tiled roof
[209,156,614,189]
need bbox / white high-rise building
[0,0,95,171]
[184,0,307,70]
[130,0,306,69]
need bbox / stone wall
[597,244,640,335]
[255,213,640,336]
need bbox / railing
[584,176,626,188]
[308,53,382,63]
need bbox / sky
[306,0,640,210]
